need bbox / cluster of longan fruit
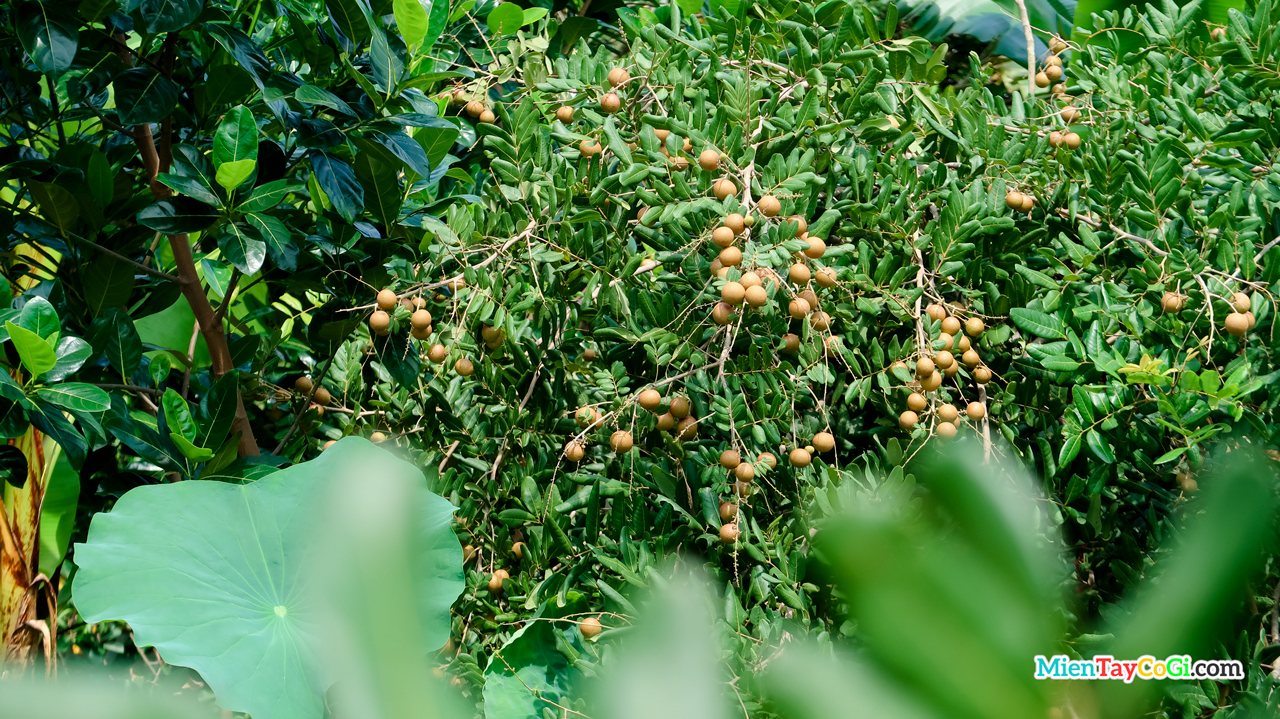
[897,303,991,435]
[1034,37,1069,89]
[1163,289,1256,337]
[448,87,498,125]
[715,448,778,544]
[563,388,701,462]
[366,287,487,377]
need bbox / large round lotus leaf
[72,438,464,719]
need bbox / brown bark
[2,428,59,672]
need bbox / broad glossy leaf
[395,0,430,50]
[217,223,267,274]
[89,308,144,377]
[16,2,79,75]
[326,0,371,44]
[1009,308,1064,339]
[1085,429,1115,463]
[137,197,219,234]
[214,105,258,166]
[73,439,464,719]
[294,85,356,116]
[113,67,180,125]
[238,180,303,213]
[27,181,80,235]
[247,212,298,271]
[353,151,401,225]
[215,158,257,191]
[206,24,275,90]
[169,432,215,462]
[35,383,111,413]
[156,172,222,205]
[483,600,585,718]
[139,0,203,33]
[162,388,197,443]
[487,2,524,34]
[19,296,60,340]
[7,321,56,375]
[310,152,364,222]
[45,336,92,382]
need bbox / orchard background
[2,0,1280,715]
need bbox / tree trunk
[1,428,59,672]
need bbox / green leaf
[521,6,548,24]
[353,151,401,226]
[415,126,460,167]
[19,296,60,341]
[168,432,215,462]
[139,0,204,33]
[156,172,221,206]
[137,197,219,234]
[483,600,586,717]
[46,336,92,382]
[27,182,80,235]
[36,383,111,413]
[294,85,356,116]
[113,67,180,125]
[675,0,700,15]
[310,152,364,222]
[238,180,303,213]
[7,322,55,376]
[246,213,298,271]
[90,308,144,377]
[217,223,267,274]
[1058,432,1082,466]
[395,0,430,50]
[326,0,371,44]
[38,449,78,576]
[215,159,257,191]
[16,2,79,75]
[1084,429,1115,463]
[1154,446,1188,465]
[73,439,464,719]
[214,105,258,166]
[1009,308,1064,339]
[162,388,198,443]
[487,2,524,34]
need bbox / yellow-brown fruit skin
[941,316,962,336]
[638,389,662,412]
[656,413,676,431]
[757,195,781,217]
[722,281,746,306]
[962,349,981,368]
[1225,312,1249,337]
[934,350,955,369]
[670,396,691,419]
[1231,292,1251,313]
[974,366,992,384]
[479,110,496,124]
[376,288,398,311]
[734,462,755,482]
[1035,72,1051,88]
[759,452,777,469]
[813,431,835,453]
[719,501,737,522]
[719,246,743,267]
[1005,191,1023,210]
[899,411,918,430]
[1064,133,1082,150]
[724,213,745,234]
[804,238,826,259]
[788,298,811,320]
[580,617,603,638]
[937,421,957,438]
[556,106,574,123]
[610,431,634,453]
[1061,106,1080,123]
[788,447,812,467]
[712,226,736,248]
[454,358,475,376]
[965,317,985,336]
[428,344,448,364]
[915,357,935,378]
[314,387,332,406]
[920,371,942,392]
[907,392,927,412]
[966,401,987,421]
[789,263,811,285]
[295,376,314,394]
[698,150,720,172]
[1161,293,1184,313]
[411,309,433,330]
[719,523,740,543]
[719,450,741,469]
[745,286,768,307]
[600,93,621,114]
[938,403,959,423]
[714,179,737,200]
[675,416,698,440]
[781,333,800,354]
[607,67,630,87]
[487,569,509,593]
[712,302,736,326]
[564,441,585,462]
[815,267,837,288]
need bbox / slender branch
[273,351,338,455]
[1013,0,1036,98]
[1,199,180,283]
[92,383,163,396]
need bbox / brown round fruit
[974,366,992,384]
[937,421,957,438]
[1064,132,1082,150]
[815,266,837,288]
[1005,191,1024,210]
[580,616,603,638]
[481,324,504,344]
[610,430,634,453]
[714,179,738,200]
[781,333,800,354]
[757,195,781,217]
[583,348,597,361]
[789,215,808,234]
[907,392,927,412]
[1045,65,1063,82]
[675,416,698,440]
[813,431,835,453]
[295,376,314,394]
[564,440,585,462]
[720,449,741,469]
[638,389,662,412]
[556,105,575,123]
[926,303,947,321]
[314,387,332,406]
[376,288,398,311]
[799,289,820,310]
[734,462,755,482]
[899,410,918,430]
[789,263,811,284]
[965,317,985,337]
[957,335,972,352]
[745,285,768,307]
[935,403,958,423]
[920,371,942,392]
[600,93,621,114]
[487,569,509,593]
[1019,193,1035,213]
[1048,131,1065,148]
[1247,311,1256,329]
[804,237,827,259]
[1060,106,1080,123]
[479,110,495,124]
[1035,72,1050,88]
[1231,292,1251,313]
[719,501,737,522]
[712,226,736,248]
[657,413,676,431]
[722,281,746,306]
[580,140,602,156]
[670,396,691,419]
[934,350,955,369]
[966,401,986,421]
[1161,292,1184,313]
[1049,36,1068,53]
[719,523,740,543]
[428,344,447,363]
[411,309,433,330]
[512,541,525,559]
[941,316,961,336]
[810,311,831,332]
[719,246,743,267]
[962,349,980,368]
[789,447,812,467]
[1225,312,1249,336]
[607,67,630,87]
[788,298,811,319]
[739,271,762,288]
[712,302,736,326]
[698,150,720,172]
[724,213,745,234]
[759,452,777,469]
[915,357,935,378]
[454,358,475,376]
[370,431,386,443]
[464,101,484,118]
[323,440,336,450]
[937,332,955,350]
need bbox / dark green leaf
[36,383,112,413]
[353,151,401,226]
[137,198,219,234]
[246,213,298,270]
[16,2,79,75]
[113,67,180,125]
[311,152,364,222]
[217,223,267,274]
[140,0,204,33]
[214,105,258,167]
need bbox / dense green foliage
[3,0,1280,715]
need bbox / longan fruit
[698,150,720,172]
[734,462,755,482]
[712,226,736,248]
[670,396,691,419]
[719,523,740,543]
[583,348,597,361]
[934,350,955,369]
[556,105,575,123]
[907,392,927,412]
[788,298,811,319]
[789,215,808,234]
[757,195,781,217]
[712,302,736,325]
[799,289,820,310]
[511,541,525,559]
[926,303,947,321]
[657,413,676,431]
[944,363,960,378]
[962,349,981,367]
[1231,292,1251,313]
[410,309,433,330]
[607,67,630,87]
[824,336,842,357]
[672,156,689,171]
[1225,312,1249,336]
[789,263,811,284]
[675,416,698,440]
[724,213,745,234]
[610,430,634,453]
[481,324,504,343]
[915,357,935,378]
[376,288,398,311]
[965,317,985,336]
[920,371,942,391]
[1247,311,1256,329]
[966,401,986,421]
[1019,193,1035,213]
[464,100,484,118]
[709,258,724,276]
[1209,27,1226,41]
[740,271,762,288]
[370,431,386,443]
[1161,292,1184,313]
[937,421,957,438]
[1049,36,1068,53]
[714,178,738,200]
[720,449,741,469]
[454,358,475,376]
[789,447,812,467]
[1005,191,1024,210]
[564,440,585,462]
[369,309,392,333]
[781,333,800,354]
[974,366,992,384]
[577,616,602,639]
[722,281,746,305]
[937,332,955,350]
[745,285,768,307]
[574,407,599,428]
[462,544,476,562]
[654,129,670,142]
[1048,131,1065,148]
[323,439,336,450]
[716,266,731,279]
[1035,72,1050,88]
[810,311,831,331]
[428,344,448,363]
[813,431,835,453]
[487,569,509,593]
[899,410,918,430]
[1060,106,1080,123]
[719,246,743,267]
[719,501,738,522]
[580,140,602,156]
[600,93,621,114]
[295,376,313,394]
[634,389,661,413]
[941,316,962,336]
[1064,132,1082,150]
[815,266,837,288]
[314,387,332,405]
[479,110,496,124]
[956,335,972,352]
[1045,65,1063,84]
[759,452,777,469]
[804,237,826,259]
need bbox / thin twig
[273,352,338,455]
[1013,0,1036,98]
